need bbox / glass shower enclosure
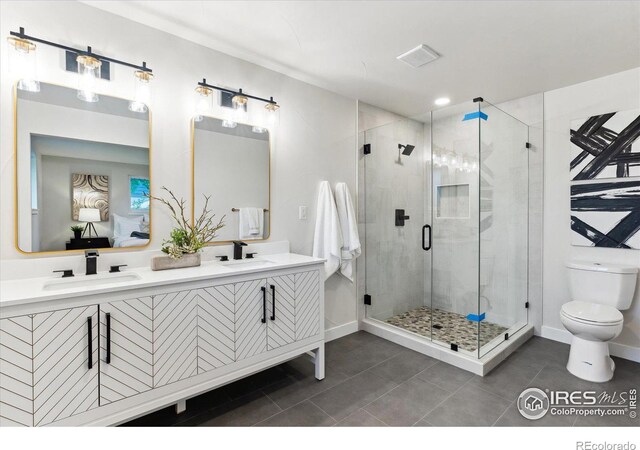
[363,99,529,358]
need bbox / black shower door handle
[422,224,432,251]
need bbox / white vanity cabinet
[0,258,324,426]
[0,305,99,427]
[99,297,154,404]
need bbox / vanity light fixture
[7,27,154,103]
[6,35,39,92]
[195,78,280,124]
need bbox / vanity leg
[175,399,186,414]
[314,343,325,380]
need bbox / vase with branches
[147,187,225,259]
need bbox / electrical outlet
[299,206,308,220]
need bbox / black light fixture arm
[198,78,277,106]
[10,27,153,73]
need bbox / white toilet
[560,261,637,383]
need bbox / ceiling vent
[397,44,440,68]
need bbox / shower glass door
[477,102,529,357]
[363,119,428,331]
[430,101,481,356]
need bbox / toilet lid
[561,301,623,324]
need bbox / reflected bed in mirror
[192,116,270,243]
[15,82,151,254]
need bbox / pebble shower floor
[385,306,508,352]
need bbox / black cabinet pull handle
[87,316,93,370]
[422,224,432,251]
[261,286,266,323]
[270,284,276,321]
[106,313,111,364]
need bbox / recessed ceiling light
[435,97,450,106]
[397,44,440,68]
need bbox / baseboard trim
[325,321,359,342]
[541,325,640,363]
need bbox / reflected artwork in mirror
[15,82,151,253]
[192,116,270,243]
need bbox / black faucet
[85,249,99,275]
[232,241,247,260]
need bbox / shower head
[399,144,415,156]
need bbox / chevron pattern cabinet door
[266,275,296,350]
[235,279,268,361]
[196,286,235,374]
[0,315,33,427]
[295,271,320,341]
[32,306,99,427]
[153,290,198,387]
[100,297,153,405]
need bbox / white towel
[239,207,264,239]
[334,182,361,282]
[312,181,343,280]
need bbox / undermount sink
[220,258,276,269]
[43,272,141,291]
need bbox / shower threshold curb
[360,318,534,376]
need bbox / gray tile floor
[123,332,640,427]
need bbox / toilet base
[567,336,615,383]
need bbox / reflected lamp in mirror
[78,208,101,238]
[15,82,151,254]
[192,116,270,243]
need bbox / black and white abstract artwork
[571,181,640,248]
[570,110,640,181]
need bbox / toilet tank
[567,261,638,310]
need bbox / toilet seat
[561,301,623,326]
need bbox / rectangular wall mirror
[15,82,151,253]
[192,116,270,243]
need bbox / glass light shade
[78,208,101,222]
[7,37,39,92]
[222,119,237,129]
[264,101,280,126]
[129,70,153,113]
[252,126,267,134]
[232,92,248,107]
[194,86,212,122]
[77,55,101,103]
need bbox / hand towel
[239,207,264,239]
[312,181,343,280]
[334,182,361,282]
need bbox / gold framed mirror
[191,115,271,244]
[14,82,152,254]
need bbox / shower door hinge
[364,294,372,305]
[450,343,458,352]
[526,142,532,149]
[505,333,510,341]
[525,301,529,309]
[363,144,371,155]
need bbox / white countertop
[0,253,324,308]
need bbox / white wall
[0,1,358,334]
[543,68,640,361]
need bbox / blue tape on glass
[462,111,488,121]
[466,312,486,322]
